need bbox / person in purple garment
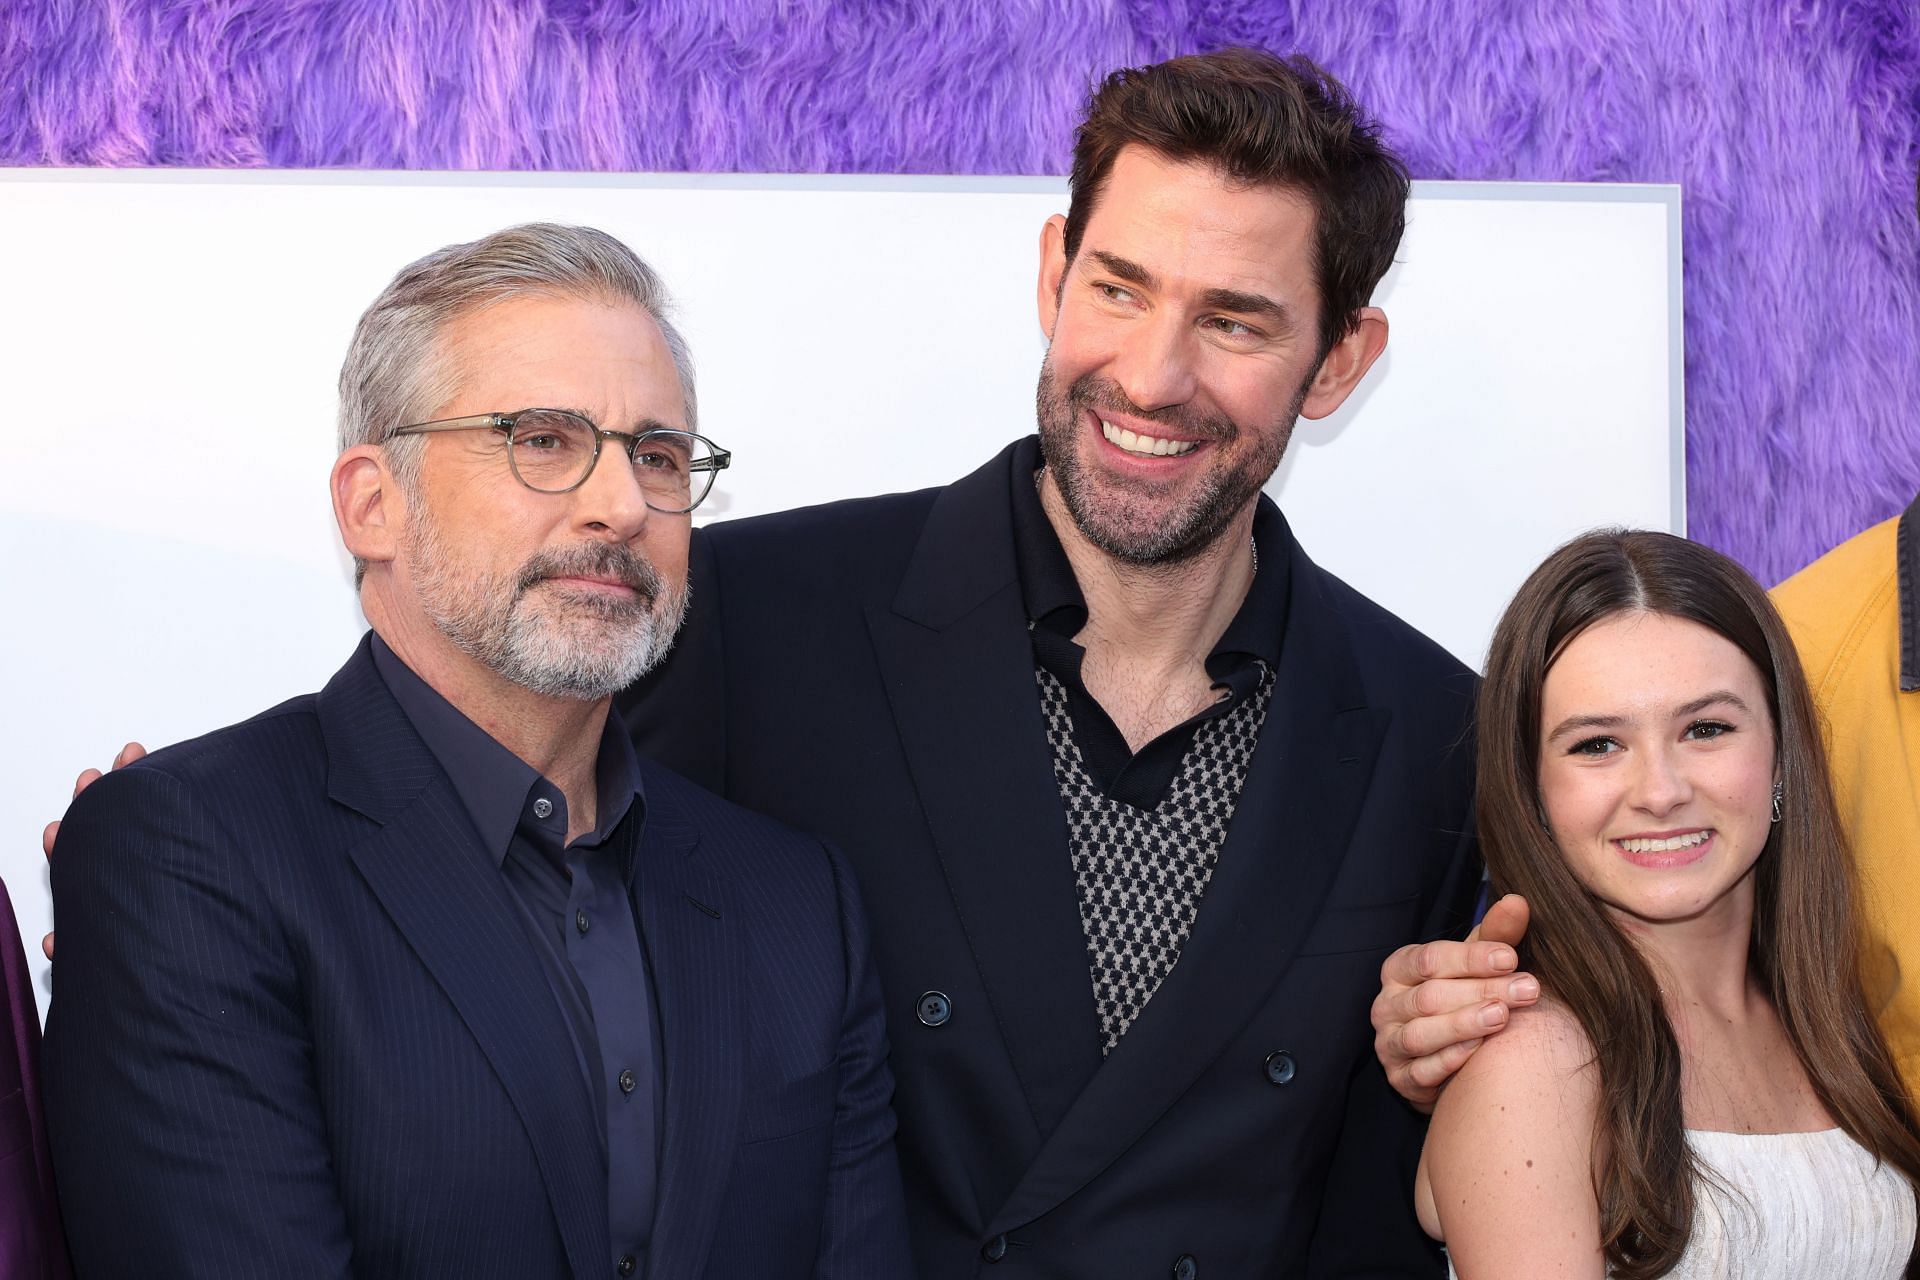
[0,874,70,1280]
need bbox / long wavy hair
[1478,530,1920,1279]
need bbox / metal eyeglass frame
[389,409,732,514]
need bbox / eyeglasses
[390,409,731,514]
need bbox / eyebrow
[1087,251,1156,289]
[1084,251,1296,329]
[1544,690,1755,744]
[553,407,676,437]
[1198,286,1294,329]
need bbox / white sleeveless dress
[1445,1127,1916,1278]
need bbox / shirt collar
[1007,433,1290,672]
[370,632,645,866]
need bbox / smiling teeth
[1101,419,1198,457]
[1618,831,1712,853]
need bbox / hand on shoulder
[1417,999,1606,1279]
[1374,894,1541,1112]
[40,741,147,959]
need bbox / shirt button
[576,910,590,935]
[618,1068,636,1095]
[1173,1255,1198,1280]
[981,1234,1007,1262]
[533,797,554,819]
[1263,1050,1296,1085]
[616,1255,636,1276]
[916,991,952,1027]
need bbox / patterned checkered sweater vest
[1035,664,1276,1054]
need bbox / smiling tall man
[44,225,909,1279]
[625,50,1481,1276]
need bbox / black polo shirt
[1008,435,1290,810]
[372,634,661,1279]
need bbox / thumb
[1473,893,1531,948]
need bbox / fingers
[70,743,147,801]
[1379,976,1538,1056]
[1407,974,1540,1021]
[1372,943,1541,1111]
[1386,1036,1488,1114]
[44,745,146,963]
[1379,936,1521,988]
[1372,975,1537,1058]
[53,743,150,844]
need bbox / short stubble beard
[1033,353,1305,567]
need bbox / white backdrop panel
[0,171,1682,1012]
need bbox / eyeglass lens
[507,410,714,510]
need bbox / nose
[572,438,654,542]
[1110,309,1199,413]
[1629,745,1693,816]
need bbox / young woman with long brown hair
[1416,530,1920,1278]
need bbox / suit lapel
[320,640,609,1278]
[629,787,741,1276]
[866,447,1105,1146]
[987,528,1388,1233]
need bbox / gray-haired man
[44,223,910,1279]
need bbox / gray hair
[337,223,698,582]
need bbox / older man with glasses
[42,223,910,1280]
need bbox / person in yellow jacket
[1772,493,1920,1095]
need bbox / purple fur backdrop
[4,0,1916,582]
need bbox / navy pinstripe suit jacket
[44,636,910,1278]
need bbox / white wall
[0,172,1682,1014]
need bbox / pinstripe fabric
[43,634,910,1279]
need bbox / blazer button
[1262,1050,1296,1085]
[916,990,952,1027]
[1172,1254,1197,1280]
[981,1234,1008,1262]
[617,1255,636,1276]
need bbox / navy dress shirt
[372,635,662,1278]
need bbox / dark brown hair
[1063,48,1410,357]
[1479,529,1920,1279]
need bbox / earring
[1770,780,1784,824]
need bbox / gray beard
[407,511,688,701]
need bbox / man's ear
[1300,307,1389,420]
[1036,213,1069,340]
[332,445,402,570]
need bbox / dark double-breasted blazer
[45,636,909,1278]
[623,440,1482,1277]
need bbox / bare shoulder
[1429,999,1598,1169]
[1419,999,1606,1279]
[1460,997,1596,1090]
